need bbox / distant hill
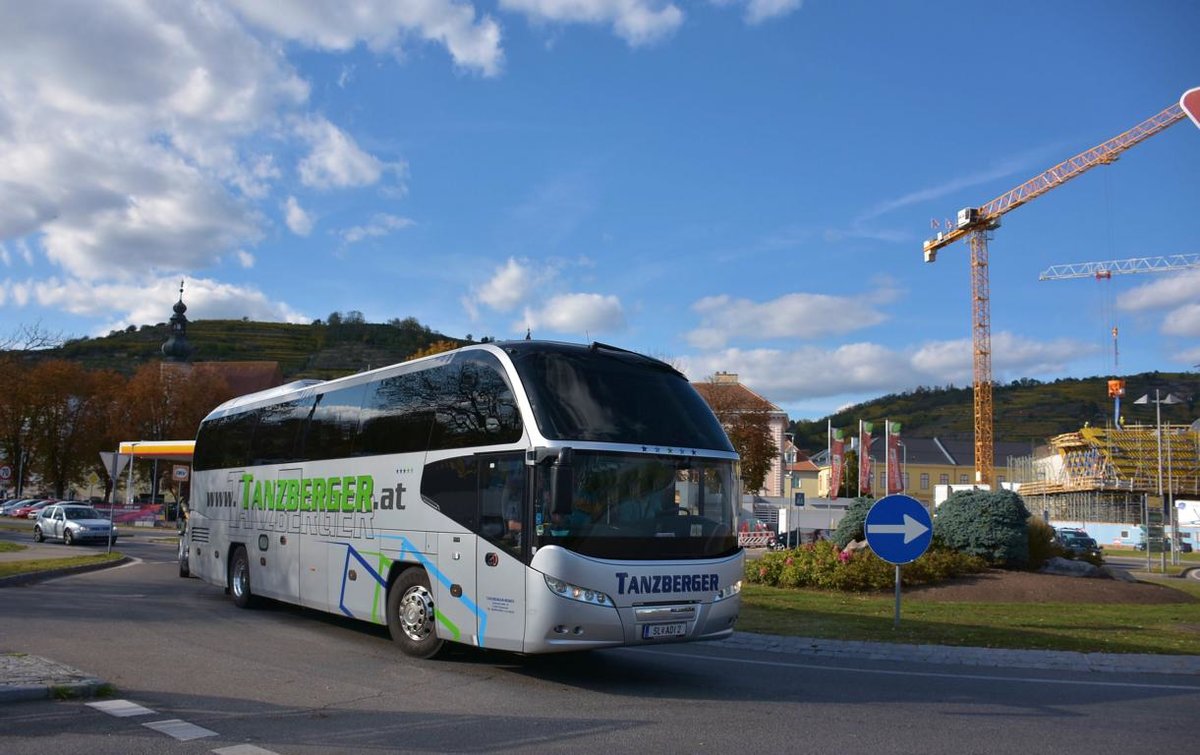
[788,373,1200,452]
[19,316,469,380]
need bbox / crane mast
[922,98,1189,487]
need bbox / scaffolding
[1010,423,1200,524]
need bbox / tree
[120,363,233,442]
[0,320,64,351]
[24,360,120,498]
[0,355,35,495]
[697,376,779,494]
[838,449,860,498]
[410,340,460,359]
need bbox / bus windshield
[508,344,734,451]
[535,451,738,560]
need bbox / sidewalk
[0,653,106,703]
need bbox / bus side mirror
[551,448,573,515]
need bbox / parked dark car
[1056,529,1103,559]
[1136,539,1194,553]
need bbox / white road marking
[143,719,219,741]
[87,699,156,717]
[213,746,282,755]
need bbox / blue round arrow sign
[864,494,933,565]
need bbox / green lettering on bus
[301,478,313,511]
[240,473,253,509]
[356,475,373,512]
[328,477,342,512]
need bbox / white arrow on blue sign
[865,494,933,565]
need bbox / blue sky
[1,0,1198,421]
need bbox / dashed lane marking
[213,745,282,755]
[143,718,219,741]
[86,699,156,717]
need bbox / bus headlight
[713,580,742,602]
[544,576,613,607]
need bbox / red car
[13,500,54,519]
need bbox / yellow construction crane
[1038,253,1200,426]
[923,93,1192,487]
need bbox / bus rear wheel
[178,537,190,578]
[387,568,444,659]
[229,546,257,608]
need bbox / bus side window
[420,456,478,531]
[479,454,525,555]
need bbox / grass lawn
[739,579,1200,656]
[0,541,27,553]
[0,552,123,579]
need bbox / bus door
[254,467,301,602]
[474,454,527,653]
[436,531,478,647]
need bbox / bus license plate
[643,622,687,640]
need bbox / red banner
[859,421,873,496]
[886,421,903,494]
[830,428,844,500]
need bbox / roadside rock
[1098,565,1138,582]
[1039,556,1102,578]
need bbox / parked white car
[34,503,118,545]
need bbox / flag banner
[887,421,903,494]
[830,428,845,500]
[859,421,873,496]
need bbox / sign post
[865,494,933,628]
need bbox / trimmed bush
[934,489,1031,568]
[746,541,988,592]
[832,496,875,548]
[1026,517,1063,569]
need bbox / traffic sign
[0,463,11,482]
[865,494,933,565]
[1183,87,1200,130]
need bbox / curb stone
[0,653,107,703]
[721,631,1200,675]
[0,555,131,589]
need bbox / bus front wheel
[387,569,445,659]
[229,546,257,608]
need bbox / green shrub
[745,541,988,592]
[832,496,875,548]
[1026,517,1062,569]
[934,489,1031,568]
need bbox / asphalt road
[1,542,1198,754]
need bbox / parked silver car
[33,504,118,545]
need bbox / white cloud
[228,0,504,76]
[680,332,1095,406]
[476,257,535,313]
[236,250,255,268]
[500,0,684,46]
[521,292,626,336]
[686,291,889,349]
[339,214,415,245]
[284,196,314,236]
[1162,303,1200,337]
[1118,269,1200,312]
[709,0,804,25]
[295,117,386,189]
[1174,344,1200,366]
[8,275,308,335]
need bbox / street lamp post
[1134,390,1183,569]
